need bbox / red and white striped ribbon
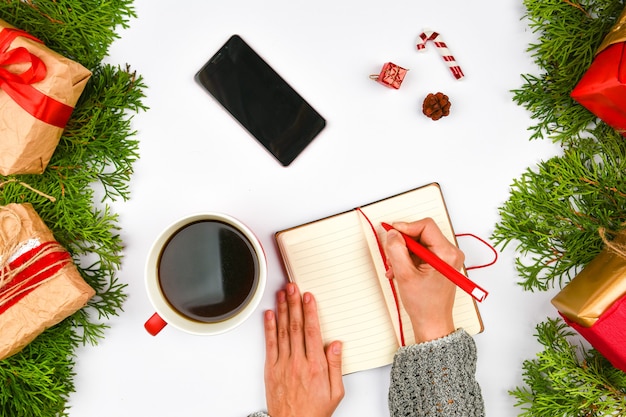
[416,30,464,80]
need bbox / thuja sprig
[0,0,136,68]
[68,64,147,202]
[493,126,626,291]
[0,321,77,417]
[511,318,626,416]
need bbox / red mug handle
[145,312,168,336]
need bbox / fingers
[275,288,291,357]
[385,229,418,279]
[390,218,464,270]
[325,341,345,401]
[263,309,278,366]
[267,283,342,368]
[269,283,313,360]
[302,291,325,359]
[286,283,306,356]
[392,218,448,249]
[303,291,344,400]
[263,283,345,412]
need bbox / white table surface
[68,0,565,415]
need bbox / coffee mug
[144,213,267,336]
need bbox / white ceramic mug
[144,213,266,336]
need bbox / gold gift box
[551,231,626,327]
[0,203,95,360]
[0,19,91,175]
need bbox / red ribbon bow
[0,27,75,128]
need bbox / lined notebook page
[276,212,399,375]
[275,183,483,374]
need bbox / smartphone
[195,35,326,166]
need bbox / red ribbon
[0,27,75,128]
[0,241,72,314]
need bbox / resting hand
[384,218,463,343]
[263,283,344,417]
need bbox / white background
[69,0,565,415]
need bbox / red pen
[381,222,488,302]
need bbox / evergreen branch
[56,64,147,202]
[79,260,127,320]
[0,321,78,417]
[493,128,626,290]
[0,0,136,68]
[511,318,626,416]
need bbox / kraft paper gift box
[0,19,91,175]
[571,8,626,136]
[0,203,95,360]
[551,230,626,371]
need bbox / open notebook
[275,183,484,375]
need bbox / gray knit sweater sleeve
[389,329,485,416]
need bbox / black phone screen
[195,35,326,166]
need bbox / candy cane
[416,30,464,80]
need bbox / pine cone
[422,92,451,120]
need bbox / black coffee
[157,220,259,323]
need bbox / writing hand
[263,283,344,417]
[384,218,463,343]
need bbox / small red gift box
[372,62,408,89]
[560,294,626,372]
[571,9,626,136]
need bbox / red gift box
[372,62,408,89]
[571,9,626,136]
[571,43,626,135]
[560,293,626,372]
